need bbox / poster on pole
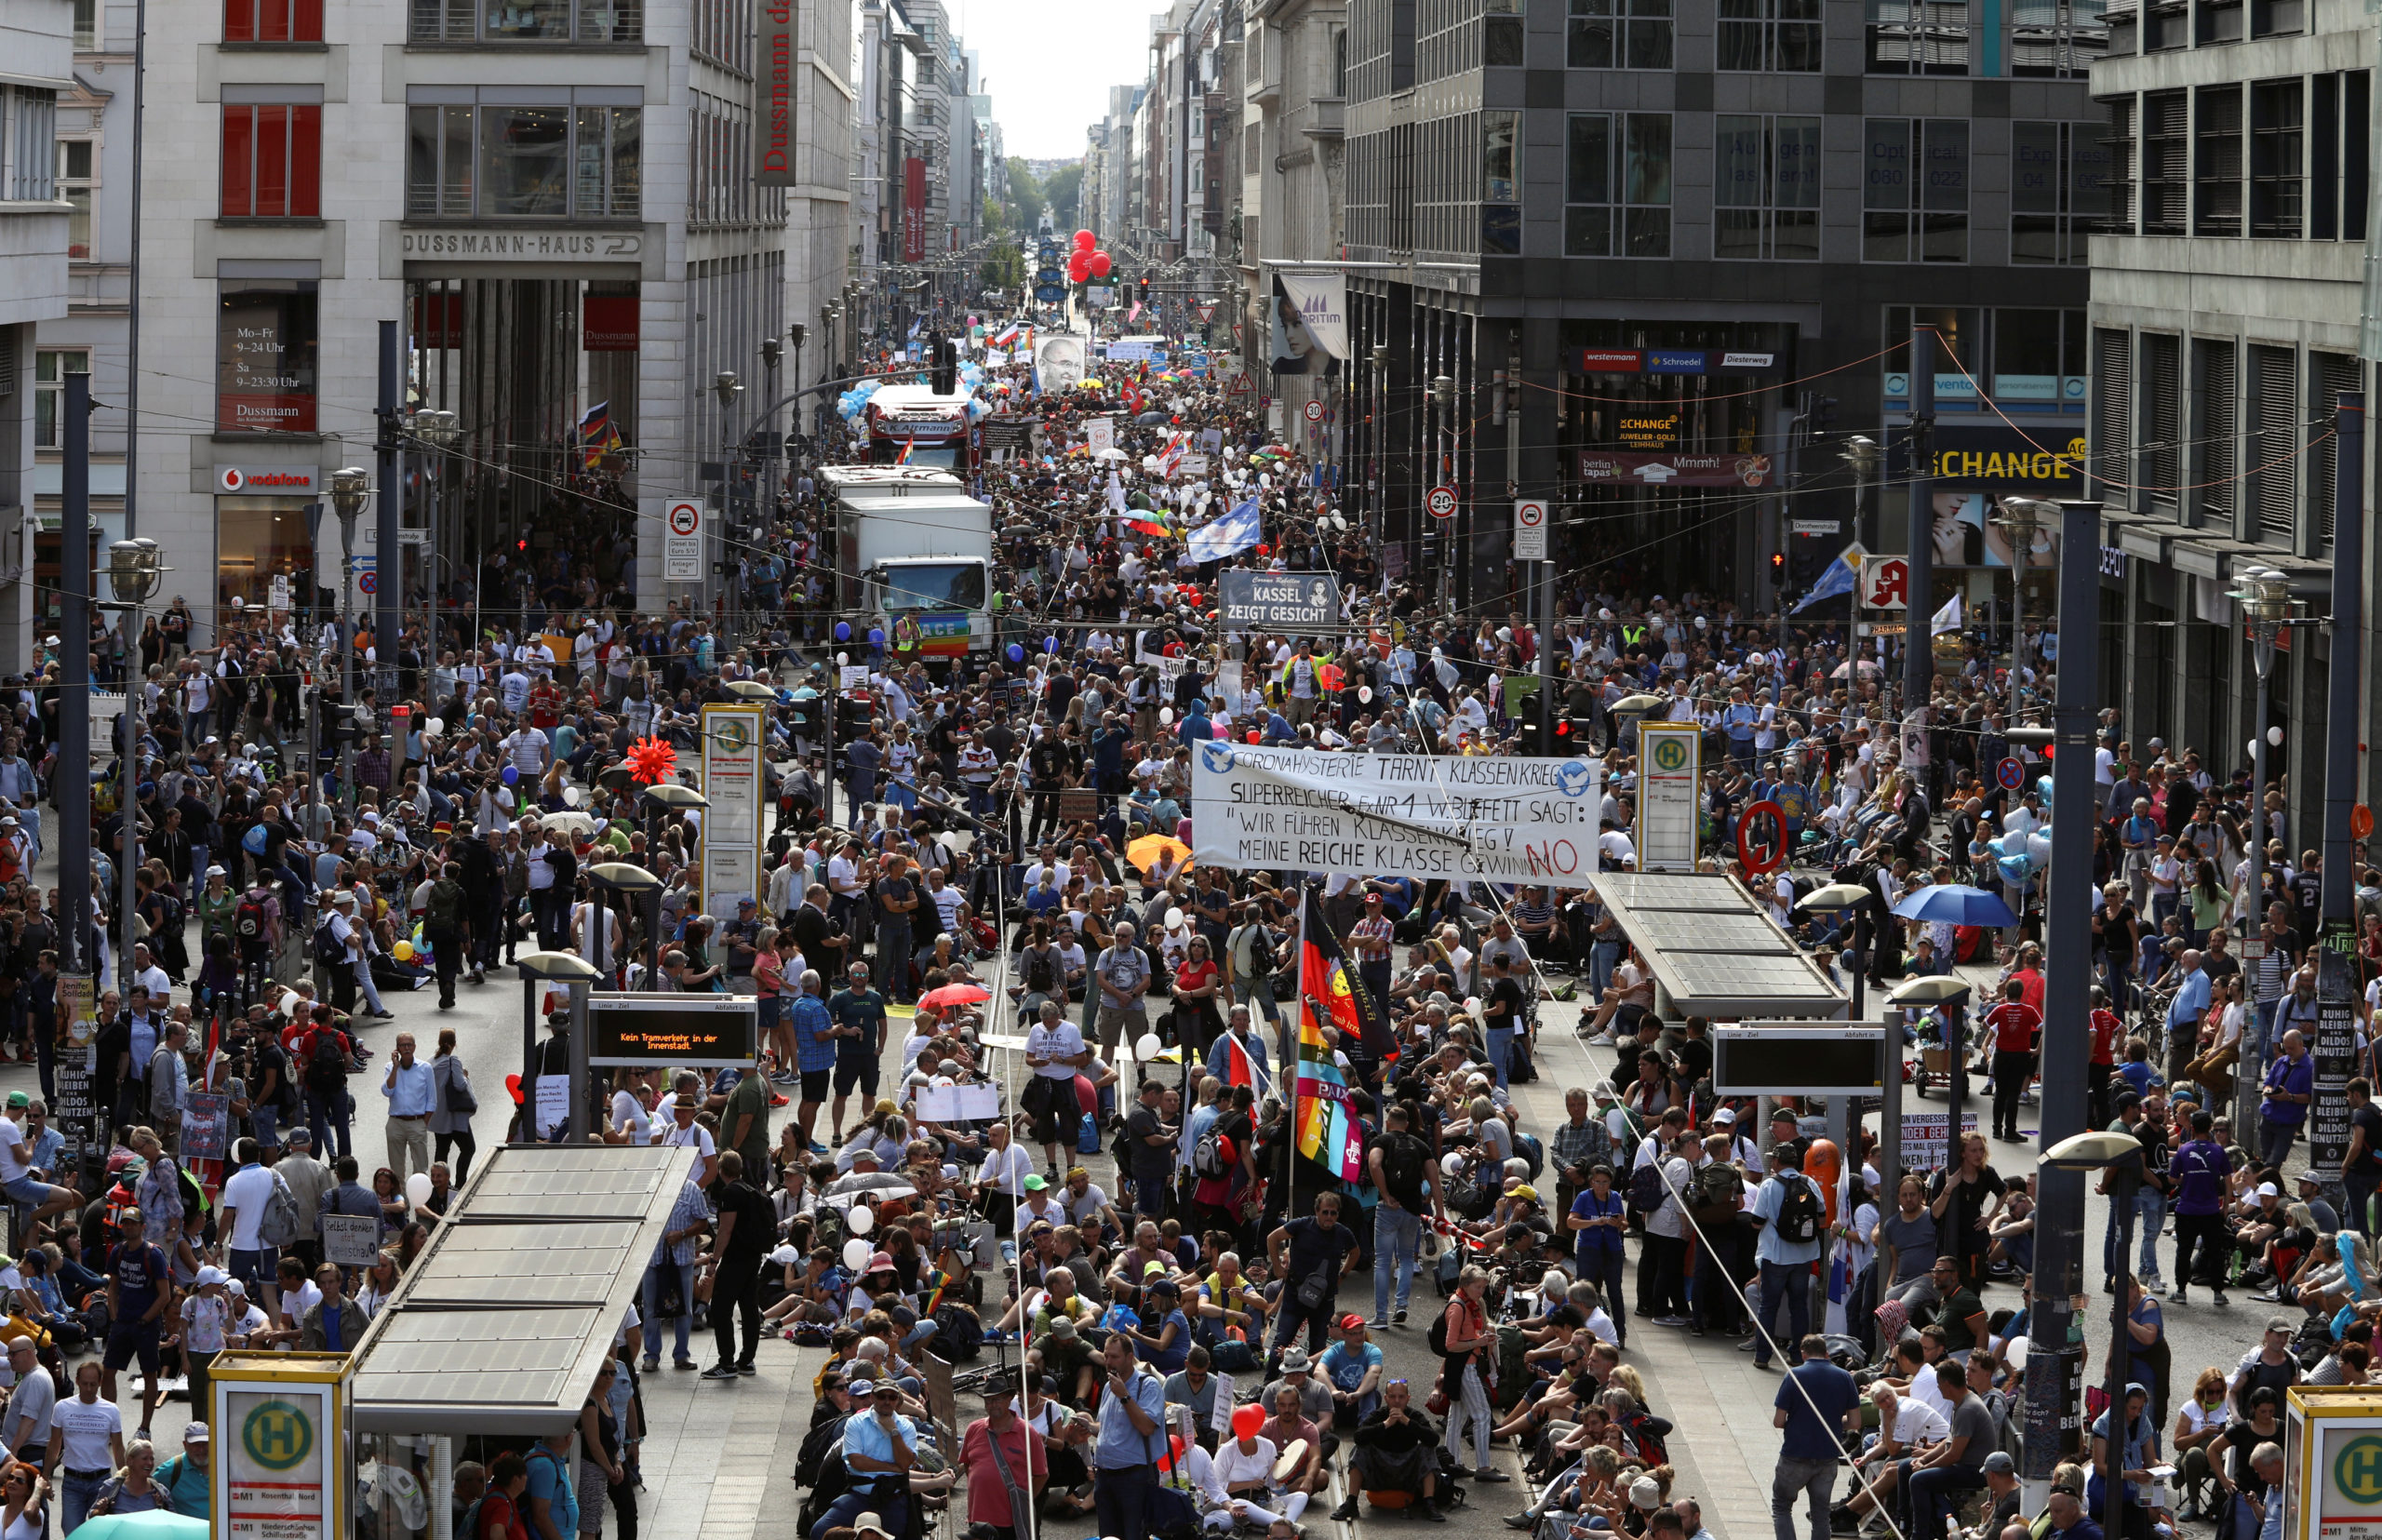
[1035,334,1086,395]
[1191,744,1604,882]
[1636,721,1702,871]
[698,703,767,917]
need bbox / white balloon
[1136,1032,1164,1060]
[1358,687,1374,703]
[2268,725,2284,746]
[843,1238,874,1271]
[837,651,850,666]
[2249,739,2262,760]
[848,1204,876,1235]
[563,784,582,807]
[1166,906,1185,928]
[1159,707,1175,725]
[406,1172,433,1208]
[425,717,446,737]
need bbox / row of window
[1561,0,2102,74]
[2101,73,2371,240]
[218,0,644,44]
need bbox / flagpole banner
[1295,890,1367,1180]
[1034,334,1086,395]
[1274,274,1350,362]
[1192,745,1606,882]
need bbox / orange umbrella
[1126,834,1194,873]
[917,983,991,1010]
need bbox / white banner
[1085,417,1115,457]
[1275,273,1350,362]
[700,703,766,915]
[1190,743,1604,883]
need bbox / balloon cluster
[1989,825,2054,885]
[1066,229,1114,287]
[835,379,884,422]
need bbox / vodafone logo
[219,467,245,492]
[215,465,317,494]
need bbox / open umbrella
[70,1518,209,1540]
[1889,883,2020,929]
[822,1173,919,1203]
[1093,447,1129,462]
[917,982,991,1010]
[1830,659,1882,679]
[1126,833,1193,873]
[536,810,602,837]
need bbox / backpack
[1628,1156,1666,1212]
[1775,1174,1824,1246]
[426,881,464,931]
[235,895,267,942]
[1192,1122,1229,1179]
[313,917,347,968]
[1510,1132,1545,1182]
[305,1029,347,1095]
[1376,1132,1426,1200]
[1688,1163,1741,1228]
[258,1171,303,1249]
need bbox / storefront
[212,462,327,619]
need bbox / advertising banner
[1579,450,1772,488]
[582,295,639,352]
[699,702,767,915]
[1886,422,2086,494]
[218,279,319,433]
[1267,275,1343,375]
[756,0,796,184]
[1191,744,1605,882]
[1275,273,1350,360]
[903,157,927,262]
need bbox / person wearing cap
[813,1380,918,1540]
[0,1089,75,1228]
[959,1379,1048,1540]
[179,1265,233,1419]
[1318,1315,1384,1426]
[154,1423,209,1520]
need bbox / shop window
[1714,114,1819,259]
[57,140,92,259]
[1864,118,1967,261]
[217,498,317,616]
[1567,0,1672,69]
[408,101,640,221]
[224,0,325,42]
[216,276,318,434]
[34,350,87,450]
[1564,112,1670,257]
[221,103,322,220]
[1720,0,1821,71]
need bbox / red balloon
[1068,261,1091,284]
[1089,252,1112,278]
[1074,230,1096,249]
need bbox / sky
[956,0,1147,160]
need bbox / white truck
[817,465,997,660]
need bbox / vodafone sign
[215,464,320,495]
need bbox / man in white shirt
[1024,1000,1090,1175]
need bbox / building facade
[0,0,76,672]
[2085,0,2378,841]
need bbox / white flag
[1930,593,1964,636]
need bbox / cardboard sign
[322,1213,381,1268]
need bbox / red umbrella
[917,983,991,1010]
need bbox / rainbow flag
[893,437,916,465]
[1293,889,1365,1182]
[578,401,622,468]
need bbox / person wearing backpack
[1748,1144,1827,1371]
[300,1018,352,1161]
[1363,1105,1438,1328]
[233,883,279,1011]
[421,863,472,1011]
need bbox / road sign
[355,563,377,596]
[395,528,428,546]
[1425,485,1458,520]
[1736,798,1786,875]
[1636,721,1702,872]
[1997,757,2027,791]
[1859,556,1909,609]
[664,498,705,583]
[1789,519,1841,536]
[1226,375,1251,395]
[1303,399,1325,423]
[1196,302,1217,321]
[1513,498,1548,560]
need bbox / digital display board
[587,995,759,1068]
[1712,1024,1885,1096]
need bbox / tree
[1044,164,1083,234]
[1004,157,1046,228]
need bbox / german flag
[1293,888,1388,1181]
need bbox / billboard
[903,157,927,262]
[756,0,796,185]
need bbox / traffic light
[1770,549,1787,585]
[1139,274,1152,302]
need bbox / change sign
[1219,570,1342,632]
[1191,743,1606,882]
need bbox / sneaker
[1502,1515,1535,1531]
[1473,1469,1511,1483]
[2213,1291,2229,1306]
[1332,1501,1362,1523]
[1369,1316,1391,1329]
[2170,1287,2188,1303]
[737,1364,756,1376]
[1393,1308,1409,1326]
[701,1365,740,1381]
[1420,1507,1446,1522]
[672,1358,700,1371]
[642,1360,661,1373]
[1652,1315,1692,1328]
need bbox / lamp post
[1994,497,2058,712]
[403,409,462,690]
[2229,565,2292,1136]
[1792,879,1885,1170]
[1841,436,1881,553]
[1886,971,1975,1184]
[1428,370,1454,611]
[101,538,165,996]
[589,860,665,996]
[513,948,602,1141]
[2041,1129,2148,1539]
[328,467,372,810]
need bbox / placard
[916,1083,1003,1121]
[586,994,760,1068]
[1084,418,1115,457]
[183,1091,232,1163]
[321,1214,381,1268]
[1191,744,1604,882]
[534,1073,570,1140]
[1899,1111,1980,1173]
[1219,570,1341,631]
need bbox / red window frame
[223,0,325,42]
[220,103,322,218]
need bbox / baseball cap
[1023,1174,1047,1191]
[2257,1182,2281,1198]
[184,1424,210,1443]
[1982,1452,2015,1475]
[4,1092,26,1110]
[1711,1107,1735,1125]
[1340,1314,1367,1331]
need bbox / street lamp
[515,949,603,1140]
[2040,1128,2151,1540]
[1994,497,2059,709]
[1885,971,1974,1177]
[2230,563,2294,1132]
[102,538,164,996]
[403,411,462,683]
[1841,435,1881,551]
[588,861,665,995]
[328,467,373,810]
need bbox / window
[2093,328,2131,496]
[1563,112,1669,256]
[2101,95,2135,232]
[1715,115,1819,258]
[1989,308,2087,403]
[33,350,87,449]
[2194,0,2240,45]
[407,100,640,220]
[2308,71,2370,240]
[2139,88,2186,234]
[1867,0,1966,73]
[2251,78,2302,236]
[9,90,54,202]
[217,276,317,433]
[2193,86,2241,235]
[2139,331,2180,510]
[2193,338,2237,523]
[409,0,641,41]
[57,140,92,259]
[1864,118,1967,261]
[2012,120,2107,261]
[72,0,94,48]
[2249,342,2296,538]
[2308,352,2360,543]
[224,0,325,42]
[2252,0,2300,37]
[1567,0,1672,68]
[2013,0,2108,73]
[1720,0,1820,69]
[1481,110,1519,252]
[220,103,321,219]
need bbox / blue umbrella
[1890,882,2020,929]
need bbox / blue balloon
[1043,636,1059,653]
[1007,643,1024,663]
[502,764,519,786]
[1997,853,2033,884]
[242,825,268,855]
[834,621,851,642]
[868,628,886,646]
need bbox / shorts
[103,1322,161,1376]
[800,1067,832,1104]
[1094,1004,1146,1051]
[2,1173,49,1206]
[832,1054,879,1097]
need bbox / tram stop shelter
[1587,872,1843,1018]
[339,1143,700,1540]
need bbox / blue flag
[1188,497,1262,562]
[1791,555,1857,614]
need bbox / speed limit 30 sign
[1425,485,1458,520]
[1303,399,1325,423]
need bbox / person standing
[2260,1028,2315,1169]
[1981,979,2043,1144]
[381,1033,434,1187]
[1264,1193,1358,1372]
[47,1361,123,1534]
[1749,1145,1826,1370]
[959,1382,1048,1540]
[430,1029,479,1185]
[1772,1333,1860,1540]
[3,1335,55,1470]
[698,1150,771,1381]
[422,863,471,1010]
[1091,1332,1166,1540]
[1365,1105,1440,1329]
